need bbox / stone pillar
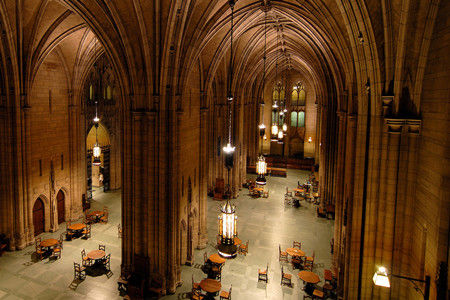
[198,106,208,248]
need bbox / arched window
[298,111,305,127]
[106,85,112,100]
[291,112,298,127]
[291,90,299,106]
[89,85,93,100]
[299,89,306,106]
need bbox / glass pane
[107,86,112,100]
[299,90,306,106]
[280,88,285,101]
[291,112,298,127]
[272,90,279,101]
[298,111,305,127]
[272,111,277,123]
[291,90,298,106]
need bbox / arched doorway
[56,190,65,224]
[33,198,45,236]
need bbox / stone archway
[56,190,65,224]
[33,198,45,236]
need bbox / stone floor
[0,169,334,299]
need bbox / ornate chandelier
[92,100,101,166]
[218,200,238,258]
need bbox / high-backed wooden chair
[73,262,86,280]
[52,245,62,260]
[285,187,292,197]
[239,240,249,256]
[293,241,301,249]
[305,251,315,271]
[82,224,91,239]
[35,243,45,261]
[81,249,92,266]
[279,245,288,262]
[192,274,200,292]
[203,252,208,264]
[281,266,292,287]
[258,264,268,283]
[99,244,106,251]
[104,253,111,271]
[219,285,232,300]
[191,289,204,300]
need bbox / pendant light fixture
[219,0,238,259]
[271,27,280,142]
[256,6,269,186]
[92,38,101,166]
[223,0,236,173]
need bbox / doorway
[57,190,65,224]
[33,198,45,236]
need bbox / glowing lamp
[282,123,287,132]
[256,156,267,185]
[217,200,238,258]
[308,136,312,143]
[277,131,284,144]
[258,123,266,137]
[223,143,235,154]
[373,267,390,288]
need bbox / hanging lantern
[282,123,288,132]
[271,124,279,141]
[218,200,238,258]
[258,123,266,137]
[277,130,284,144]
[256,156,267,185]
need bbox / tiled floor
[0,170,334,299]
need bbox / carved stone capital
[384,118,421,135]
[382,96,394,117]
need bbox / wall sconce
[373,266,430,299]
[308,137,312,143]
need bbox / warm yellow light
[373,266,390,288]
[93,144,101,157]
[282,123,287,132]
[278,131,283,139]
[271,124,279,135]
[257,159,267,175]
[308,136,312,143]
[223,143,235,154]
[258,124,266,130]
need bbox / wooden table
[254,187,263,192]
[234,237,242,245]
[286,248,305,257]
[87,249,106,260]
[298,271,320,283]
[294,188,305,194]
[199,279,221,293]
[40,239,59,248]
[209,253,226,265]
[68,223,86,231]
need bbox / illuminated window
[89,85,93,100]
[298,111,305,127]
[107,85,112,100]
[291,112,298,127]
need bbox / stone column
[198,106,208,248]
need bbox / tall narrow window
[298,111,305,127]
[299,89,306,106]
[89,85,93,100]
[291,112,298,127]
[291,89,299,106]
[107,85,112,100]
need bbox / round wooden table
[88,211,104,218]
[87,249,106,260]
[209,253,226,265]
[40,238,59,248]
[199,279,221,293]
[298,271,320,283]
[286,247,305,257]
[294,188,305,193]
[68,223,86,231]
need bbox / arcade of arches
[0,0,448,299]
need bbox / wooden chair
[100,211,109,224]
[258,264,268,283]
[293,241,301,249]
[285,187,292,197]
[192,274,200,292]
[203,252,208,264]
[211,263,223,281]
[279,245,288,262]
[99,244,106,251]
[58,233,65,248]
[312,289,324,299]
[216,234,221,246]
[262,190,269,198]
[81,249,92,267]
[191,289,204,300]
[219,285,232,300]
[82,224,91,239]
[52,245,62,260]
[118,224,122,238]
[117,268,130,293]
[103,253,111,271]
[239,240,249,256]
[291,256,303,269]
[324,269,333,284]
[35,243,45,261]
[305,251,315,271]
[73,262,86,280]
[281,266,292,287]
[323,283,334,297]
